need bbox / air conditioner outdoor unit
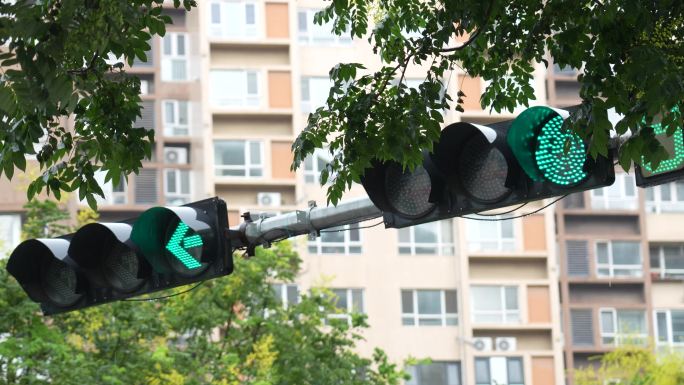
[495,337,517,352]
[164,147,188,164]
[257,192,282,207]
[472,337,493,352]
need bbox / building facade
[0,2,682,385]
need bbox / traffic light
[6,197,232,315]
[361,106,616,228]
[635,113,684,187]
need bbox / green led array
[535,115,588,186]
[165,222,202,270]
[641,122,684,175]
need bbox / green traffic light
[535,115,588,186]
[641,121,684,176]
[165,222,203,269]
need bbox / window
[308,223,361,254]
[406,362,461,385]
[591,173,637,210]
[111,178,127,205]
[467,217,515,252]
[650,245,684,279]
[210,70,259,107]
[401,289,458,326]
[328,288,364,324]
[655,310,684,348]
[209,0,258,38]
[398,221,454,255]
[303,148,332,184]
[301,76,332,112]
[164,169,191,205]
[471,286,520,324]
[475,357,524,385]
[214,140,263,177]
[163,100,189,136]
[645,182,684,213]
[161,33,188,81]
[272,283,299,308]
[0,214,21,257]
[599,308,647,346]
[297,9,351,45]
[595,241,642,278]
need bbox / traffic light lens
[164,220,209,277]
[535,115,588,186]
[41,258,82,307]
[102,243,145,292]
[640,123,684,176]
[459,135,511,202]
[384,163,435,218]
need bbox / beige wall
[268,71,293,109]
[532,356,556,385]
[265,3,290,38]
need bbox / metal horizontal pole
[238,196,383,246]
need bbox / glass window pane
[249,141,261,164]
[352,289,363,312]
[445,290,457,314]
[415,246,437,254]
[418,318,442,326]
[332,289,347,311]
[300,78,310,101]
[178,101,188,124]
[505,286,518,310]
[402,317,415,326]
[501,221,514,238]
[398,228,411,243]
[401,290,414,313]
[650,247,661,268]
[419,363,446,385]
[272,284,282,303]
[245,3,255,24]
[596,242,609,264]
[166,170,177,193]
[617,310,645,333]
[215,141,245,166]
[163,35,172,55]
[405,366,418,385]
[441,220,453,243]
[164,101,175,123]
[176,34,185,55]
[348,223,360,242]
[507,358,524,384]
[180,170,190,194]
[677,182,684,201]
[211,3,221,23]
[474,358,490,384]
[645,187,654,201]
[662,184,672,201]
[601,310,615,333]
[672,311,684,342]
[417,290,441,315]
[472,286,502,311]
[623,175,635,197]
[247,72,258,94]
[612,242,641,265]
[414,222,438,244]
[286,285,298,305]
[446,363,460,385]
[297,11,308,32]
[656,312,669,343]
[320,227,344,243]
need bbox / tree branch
[438,0,495,53]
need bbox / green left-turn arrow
[165,222,203,269]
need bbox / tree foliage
[0,0,197,209]
[291,0,684,204]
[0,200,409,385]
[574,345,684,385]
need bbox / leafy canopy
[0,0,196,209]
[291,0,684,204]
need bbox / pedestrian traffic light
[635,111,684,187]
[6,197,232,315]
[361,106,616,228]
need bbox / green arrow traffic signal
[165,222,203,270]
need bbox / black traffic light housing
[635,116,684,187]
[7,197,232,315]
[362,106,616,228]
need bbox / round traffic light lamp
[534,114,588,186]
[384,163,436,218]
[459,134,512,203]
[40,257,82,307]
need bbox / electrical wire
[319,220,385,233]
[462,195,568,221]
[122,281,205,302]
[474,202,528,216]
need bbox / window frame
[161,32,189,81]
[471,285,520,325]
[164,168,192,205]
[595,240,643,278]
[307,223,362,255]
[210,69,260,108]
[405,361,461,385]
[650,244,684,279]
[401,289,458,326]
[162,100,190,136]
[475,357,524,385]
[297,9,352,45]
[645,182,684,213]
[590,173,637,210]
[654,309,684,348]
[599,308,647,346]
[213,140,264,178]
[209,0,259,39]
[271,283,299,309]
[398,220,455,256]
[327,288,364,325]
[300,76,333,112]
[467,217,516,253]
[303,147,333,184]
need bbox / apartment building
[2,3,682,385]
